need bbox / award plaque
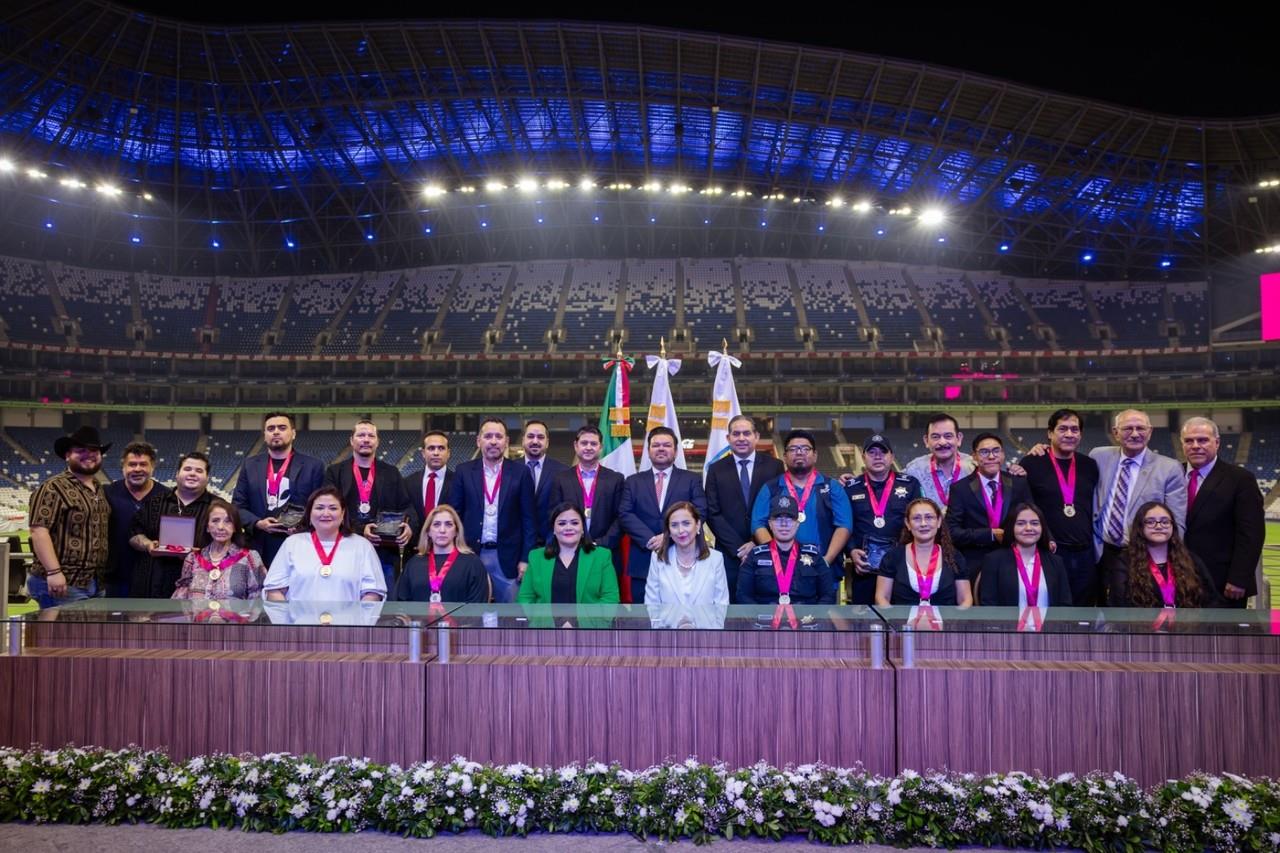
[374,510,407,544]
[276,503,306,530]
[158,515,196,552]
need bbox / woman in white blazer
[645,501,729,628]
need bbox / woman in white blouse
[645,501,729,628]
[263,486,386,602]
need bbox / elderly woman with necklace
[172,499,266,601]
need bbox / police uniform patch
[851,492,867,500]
[894,486,909,498]
[800,554,814,566]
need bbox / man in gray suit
[1091,409,1187,604]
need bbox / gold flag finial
[722,337,728,353]
[659,336,667,359]
[615,342,624,360]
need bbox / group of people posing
[25,406,1265,622]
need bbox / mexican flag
[599,354,637,476]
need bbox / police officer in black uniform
[738,494,836,606]
[844,434,921,605]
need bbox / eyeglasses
[785,446,813,454]
[908,514,938,523]
[974,447,1003,458]
[1143,517,1173,529]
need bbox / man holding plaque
[844,434,920,605]
[129,451,216,598]
[233,412,325,566]
[1018,409,1101,605]
[324,420,412,593]
[750,429,851,583]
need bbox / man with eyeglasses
[26,426,112,609]
[902,413,976,513]
[750,429,852,579]
[1091,409,1186,605]
[944,432,1032,589]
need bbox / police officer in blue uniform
[739,493,836,605]
[844,434,921,605]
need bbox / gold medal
[320,566,332,577]
[1063,504,1076,518]
[208,569,222,581]
[319,612,333,625]
[208,600,221,611]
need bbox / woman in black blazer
[1108,500,1222,608]
[875,498,972,607]
[978,503,1073,607]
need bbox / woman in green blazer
[518,502,620,604]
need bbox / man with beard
[547,425,627,574]
[448,418,537,603]
[129,451,216,598]
[750,429,852,584]
[26,427,113,609]
[324,420,412,592]
[521,419,569,546]
[233,412,325,566]
[103,441,169,597]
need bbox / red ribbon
[311,531,342,566]
[1014,547,1042,607]
[769,540,799,601]
[782,472,818,519]
[1148,557,1176,608]
[428,548,460,595]
[1050,453,1077,510]
[196,549,242,575]
[865,472,895,524]
[483,463,503,509]
[267,450,292,498]
[353,458,375,508]
[576,466,598,515]
[910,542,941,604]
[930,457,962,507]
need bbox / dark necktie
[739,459,751,505]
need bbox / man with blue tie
[704,414,784,603]
[232,412,325,566]
[1091,409,1187,605]
[619,427,707,604]
[447,418,536,603]
[521,419,569,546]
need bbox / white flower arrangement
[2,746,1279,850]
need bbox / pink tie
[1188,469,1199,509]
[654,471,665,506]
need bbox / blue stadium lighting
[593,216,600,222]
[365,233,374,241]
[1160,259,1173,268]
[1081,252,1094,263]
[480,221,488,228]
[937,237,946,243]
[130,235,141,244]
[760,221,767,227]
[703,219,710,225]
[285,238,296,249]
[211,239,220,249]
[876,229,885,236]
[650,217,656,223]
[423,227,432,234]
[44,221,53,229]
[536,217,544,224]
[818,225,825,232]
[998,243,1011,253]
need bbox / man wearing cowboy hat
[27,426,113,608]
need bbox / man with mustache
[902,413,976,513]
[103,441,169,598]
[129,451,216,598]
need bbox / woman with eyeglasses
[875,497,972,607]
[1108,500,1221,608]
[978,502,1073,607]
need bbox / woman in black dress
[395,505,490,603]
[875,497,972,607]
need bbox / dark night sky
[123,2,1276,118]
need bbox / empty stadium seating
[369,266,453,355]
[496,262,563,353]
[323,271,400,355]
[560,260,619,352]
[213,276,289,354]
[53,264,132,348]
[437,264,508,353]
[908,267,987,347]
[277,274,358,355]
[1017,280,1095,348]
[137,274,211,351]
[850,265,921,350]
[793,261,867,350]
[738,259,797,350]
[623,259,677,349]
[0,256,60,344]
[683,259,737,349]
[969,274,1041,349]
[1088,282,1168,348]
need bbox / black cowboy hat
[53,426,112,457]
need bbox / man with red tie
[404,430,454,544]
[1180,416,1264,608]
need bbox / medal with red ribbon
[483,463,502,516]
[930,456,962,507]
[1014,547,1042,607]
[1017,605,1045,632]
[427,548,459,603]
[352,458,375,515]
[196,548,241,582]
[311,531,342,577]
[910,542,941,604]
[266,450,292,508]
[865,472,895,529]
[1051,453,1077,518]
[1148,557,1177,608]
[769,540,799,606]
[576,466,598,520]
[783,473,818,524]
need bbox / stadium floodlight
[545,178,569,191]
[1159,259,1172,268]
[0,158,14,173]
[1257,179,1280,189]
[828,196,844,208]
[27,168,47,179]
[44,221,53,229]
[211,239,221,248]
[578,177,595,191]
[668,183,690,195]
[701,186,723,195]
[485,180,507,193]
[130,235,141,244]
[1081,252,1094,263]
[142,192,153,201]
[95,183,122,197]
[458,185,476,194]
[643,181,663,192]
[59,177,87,190]
[422,184,447,199]
[731,189,751,198]
[919,207,945,226]
[366,233,375,241]
[998,243,1011,253]
[852,200,873,214]
[516,176,539,193]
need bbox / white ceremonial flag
[702,349,743,483]
[639,353,686,470]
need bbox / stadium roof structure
[2,1,1279,278]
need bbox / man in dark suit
[447,418,536,603]
[404,430,454,545]
[704,414,784,603]
[546,425,626,566]
[324,420,412,592]
[233,411,325,566]
[619,426,708,604]
[945,432,1032,589]
[1181,417,1265,608]
[521,419,569,546]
